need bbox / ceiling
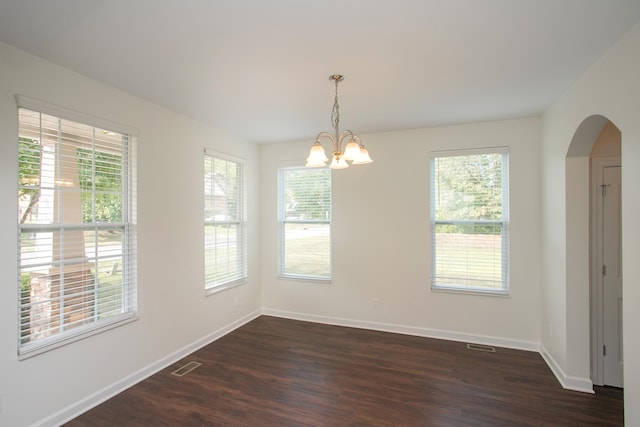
[1,1,640,144]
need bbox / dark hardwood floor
[65,316,623,426]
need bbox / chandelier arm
[337,130,356,145]
[315,131,336,144]
[315,131,338,155]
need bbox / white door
[602,165,623,387]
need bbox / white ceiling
[1,1,640,144]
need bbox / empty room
[1,1,640,426]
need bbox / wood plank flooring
[65,316,623,426]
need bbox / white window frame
[278,165,332,281]
[16,95,138,359]
[430,146,509,295]
[204,149,247,294]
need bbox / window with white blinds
[430,147,509,294]
[204,150,247,292]
[17,99,137,357]
[278,167,331,280]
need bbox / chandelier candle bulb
[305,74,373,169]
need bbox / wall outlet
[372,298,380,310]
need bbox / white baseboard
[37,309,262,427]
[539,344,594,394]
[265,309,598,394]
[262,308,540,352]
[36,309,594,426]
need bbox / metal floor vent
[466,343,496,353]
[171,361,202,377]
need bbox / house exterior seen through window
[204,150,247,292]
[430,147,509,295]
[17,100,137,357]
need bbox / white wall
[0,42,261,427]
[591,122,621,157]
[5,17,639,425]
[541,21,640,423]
[261,118,542,349]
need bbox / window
[430,147,509,294]
[17,97,137,357]
[278,167,331,280]
[204,150,247,292]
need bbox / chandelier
[305,74,373,169]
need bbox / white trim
[32,311,596,426]
[277,275,333,285]
[590,156,621,386]
[276,160,305,169]
[262,308,539,352]
[203,151,248,290]
[15,94,139,136]
[429,148,510,294]
[37,310,261,427]
[205,279,247,296]
[277,166,332,281]
[430,286,510,297]
[17,105,138,358]
[203,147,247,166]
[265,309,598,394]
[18,314,138,360]
[429,145,509,159]
[539,344,594,393]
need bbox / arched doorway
[566,115,622,389]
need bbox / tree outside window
[430,148,509,294]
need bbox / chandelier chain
[331,78,340,132]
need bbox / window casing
[430,147,509,295]
[278,167,331,280]
[17,97,137,357]
[204,150,247,292]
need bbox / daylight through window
[17,101,137,357]
[204,150,247,291]
[278,167,331,280]
[430,147,509,294]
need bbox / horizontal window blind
[278,167,331,280]
[204,150,247,290]
[17,106,137,357]
[430,148,509,294]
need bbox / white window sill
[431,286,510,297]
[18,313,138,360]
[278,274,332,285]
[205,279,246,296]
